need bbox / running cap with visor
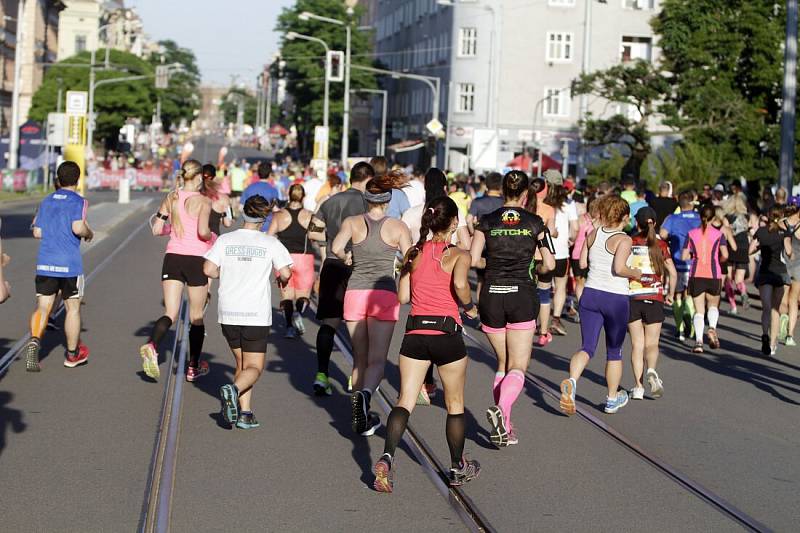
[543,169,563,185]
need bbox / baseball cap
[713,183,725,192]
[635,206,657,227]
[543,169,563,185]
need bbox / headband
[242,214,266,224]
[364,190,392,204]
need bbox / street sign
[327,51,344,82]
[65,91,88,115]
[67,115,86,146]
[470,129,499,171]
[155,65,169,89]
[426,118,443,136]
[313,125,329,160]
[47,112,66,147]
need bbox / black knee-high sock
[189,323,205,367]
[149,316,173,347]
[446,413,466,468]
[383,406,410,458]
[316,324,336,375]
[280,300,294,326]
[296,297,309,315]
[424,366,435,385]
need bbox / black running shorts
[35,275,84,299]
[628,299,665,325]
[221,324,270,353]
[570,257,589,278]
[538,258,569,284]
[162,253,208,287]
[399,332,466,366]
[688,277,721,298]
[478,283,539,329]
[316,258,352,320]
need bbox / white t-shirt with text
[204,229,293,326]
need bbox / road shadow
[0,391,26,457]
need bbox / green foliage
[29,49,156,143]
[653,0,785,182]
[641,142,723,191]
[276,0,377,153]
[586,148,627,186]
[220,88,258,126]
[149,40,201,131]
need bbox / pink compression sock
[492,372,505,404]
[498,370,525,424]
[725,279,736,308]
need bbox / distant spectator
[649,181,678,230]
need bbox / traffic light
[155,65,169,89]
[327,51,344,82]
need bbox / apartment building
[58,1,148,61]
[367,0,660,171]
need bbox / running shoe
[536,332,553,347]
[770,345,777,357]
[25,338,41,372]
[362,412,381,437]
[236,412,260,429]
[785,335,797,347]
[761,334,771,356]
[485,405,508,447]
[64,343,89,368]
[692,342,704,354]
[741,291,750,309]
[351,391,368,434]
[140,342,160,380]
[373,454,394,493]
[678,332,686,342]
[559,378,576,416]
[604,390,629,414]
[507,424,519,446]
[284,326,297,339]
[291,313,306,335]
[416,387,431,406]
[313,372,332,396]
[449,457,481,487]
[729,306,739,316]
[707,328,720,350]
[219,383,239,425]
[631,386,645,400]
[779,314,789,343]
[646,368,664,398]
[549,317,567,336]
[186,360,209,382]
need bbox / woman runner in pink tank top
[372,196,480,493]
[141,159,213,382]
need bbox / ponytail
[700,204,715,232]
[401,197,459,274]
[642,221,665,278]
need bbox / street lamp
[87,23,117,152]
[298,11,351,166]
[351,88,387,156]
[286,31,331,130]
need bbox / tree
[275,0,377,156]
[653,0,786,183]
[29,49,156,143]
[641,142,724,191]
[572,59,672,180]
[220,87,258,126]
[149,40,202,132]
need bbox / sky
[129,0,295,87]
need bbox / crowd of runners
[4,155,799,493]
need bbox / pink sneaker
[186,360,209,382]
[64,343,89,368]
[536,332,553,347]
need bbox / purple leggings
[578,287,629,361]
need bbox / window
[546,32,573,62]
[621,36,653,62]
[543,88,571,118]
[623,0,655,9]
[458,27,477,57]
[75,35,87,53]
[457,83,475,113]
[548,0,576,6]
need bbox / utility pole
[576,0,594,183]
[780,0,798,192]
[342,24,351,166]
[8,0,25,169]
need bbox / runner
[723,192,752,314]
[660,192,701,341]
[205,194,293,429]
[470,170,555,446]
[25,161,93,371]
[683,205,729,353]
[241,163,279,231]
[202,164,233,237]
[140,159,213,381]
[571,197,599,312]
[307,162,372,396]
[268,184,314,338]
[751,206,792,356]
[627,207,676,400]
[0,219,10,304]
[229,160,247,210]
[402,168,471,250]
[372,196,480,492]
[466,172,504,301]
[526,176,558,346]
[332,171,412,436]
[783,202,800,346]
[560,195,643,415]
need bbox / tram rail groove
[0,220,149,377]
[140,299,188,533]
[310,300,495,533]
[461,329,772,533]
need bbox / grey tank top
[347,216,398,292]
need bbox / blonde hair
[170,159,203,237]
[722,192,748,217]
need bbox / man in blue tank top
[24,161,94,372]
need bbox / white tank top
[584,227,630,295]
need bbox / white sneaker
[631,386,645,400]
[646,368,664,399]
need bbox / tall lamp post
[780,0,798,192]
[299,11,351,166]
[87,23,115,152]
[576,0,608,183]
[286,31,330,130]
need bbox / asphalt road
[0,201,797,531]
